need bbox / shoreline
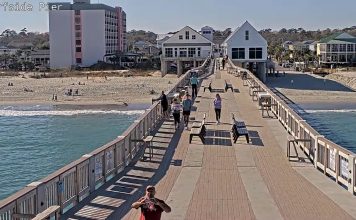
[266,70,356,110]
[0,73,178,109]
[0,102,152,111]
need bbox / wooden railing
[0,57,213,220]
[228,59,356,195]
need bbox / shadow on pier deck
[63,62,356,220]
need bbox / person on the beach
[182,94,193,129]
[160,91,169,119]
[171,98,182,130]
[214,93,222,124]
[190,73,199,98]
[131,185,171,220]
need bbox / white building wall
[81,10,106,67]
[201,26,214,42]
[49,10,75,69]
[162,27,212,58]
[225,22,267,61]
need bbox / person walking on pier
[182,94,193,129]
[222,58,226,70]
[160,91,169,119]
[190,73,199,98]
[132,185,171,220]
[171,98,182,130]
[214,93,222,124]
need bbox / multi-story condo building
[49,0,126,69]
[317,33,356,66]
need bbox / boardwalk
[63,65,356,220]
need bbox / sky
[0,0,356,34]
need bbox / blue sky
[0,0,355,33]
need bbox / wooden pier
[1,58,356,220]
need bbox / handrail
[0,56,213,219]
[228,58,356,195]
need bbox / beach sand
[0,70,179,108]
[265,71,356,109]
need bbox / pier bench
[224,80,234,92]
[231,114,249,143]
[202,82,225,93]
[190,117,206,144]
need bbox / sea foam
[0,109,145,117]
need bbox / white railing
[228,59,356,195]
[0,56,213,219]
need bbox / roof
[319,32,356,44]
[223,21,267,45]
[156,34,173,41]
[164,26,213,44]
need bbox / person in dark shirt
[160,91,169,119]
[132,185,171,220]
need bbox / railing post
[335,149,340,183]
[348,155,355,194]
[35,182,46,213]
[314,135,324,169]
[82,154,95,193]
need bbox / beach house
[222,21,268,82]
[317,33,356,67]
[161,26,213,76]
[48,0,127,69]
[200,26,215,42]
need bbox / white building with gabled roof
[161,26,213,76]
[222,21,268,82]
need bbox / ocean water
[0,105,146,200]
[300,109,356,153]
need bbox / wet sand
[265,71,356,109]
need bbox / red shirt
[139,198,164,220]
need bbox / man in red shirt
[131,185,171,220]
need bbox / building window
[76,58,82,63]
[76,47,81,52]
[188,48,196,57]
[76,40,81,45]
[75,17,80,24]
[331,44,338,52]
[165,48,173,57]
[179,35,183,40]
[185,31,189,40]
[192,35,196,40]
[347,44,354,52]
[75,10,80,15]
[174,48,178,57]
[249,48,262,59]
[326,44,331,52]
[245,30,249,40]
[197,48,201,57]
[339,44,346,52]
[179,48,187,57]
[75,25,81,31]
[232,48,245,59]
